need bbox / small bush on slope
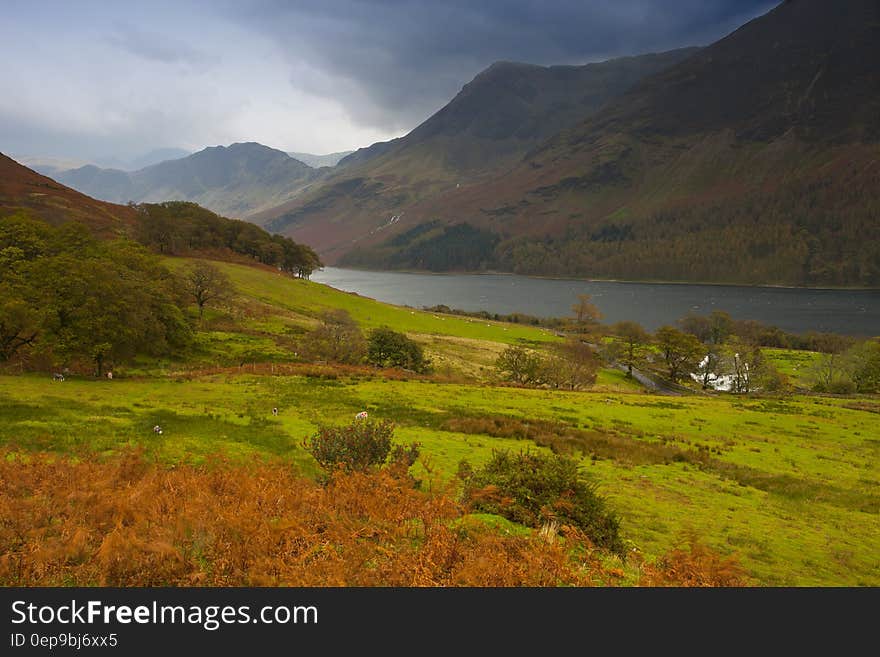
[639,534,749,587]
[303,418,420,475]
[459,450,624,556]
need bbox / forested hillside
[1,155,322,375]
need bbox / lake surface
[311,268,880,336]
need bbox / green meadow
[2,257,877,586]
[763,347,824,389]
[2,372,877,586]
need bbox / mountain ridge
[288,150,354,168]
[266,0,880,287]
[254,47,701,241]
[53,142,324,219]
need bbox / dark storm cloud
[243,0,777,131]
[0,0,778,161]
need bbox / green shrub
[459,450,623,554]
[827,379,856,395]
[495,345,541,384]
[303,418,395,472]
[367,327,429,373]
[303,418,419,476]
[848,339,880,393]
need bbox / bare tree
[183,261,233,320]
[302,309,366,364]
[697,348,722,389]
[539,339,599,390]
[808,333,854,392]
[723,341,777,394]
[571,294,602,328]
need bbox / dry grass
[0,449,748,587]
[639,535,750,587]
[0,449,608,586]
[165,361,432,382]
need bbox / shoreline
[316,265,880,293]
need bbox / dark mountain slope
[581,0,880,143]
[255,48,700,246]
[331,0,880,286]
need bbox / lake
[311,268,880,336]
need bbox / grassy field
[2,372,877,586]
[764,347,824,389]
[169,259,559,346]
[154,258,560,380]
[2,257,877,586]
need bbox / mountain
[0,153,137,235]
[54,164,135,203]
[264,0,880,287]
[54,143,324,219]
[287,150,354,168]
[0,152,323,278]
[14,155,92,178]
[254,48,700,246]
[19,148,192,176]
[123,147,191,170]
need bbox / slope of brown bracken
[0,153,137,236]
[0,450,748,587]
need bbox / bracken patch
[0,449,748,586]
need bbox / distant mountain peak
[52,141,325,219]
[260,46,702,242]
[227,141,286,153]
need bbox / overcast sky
[1,0,775,162]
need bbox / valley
[2,0,878,592]
[2,256,878,586]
